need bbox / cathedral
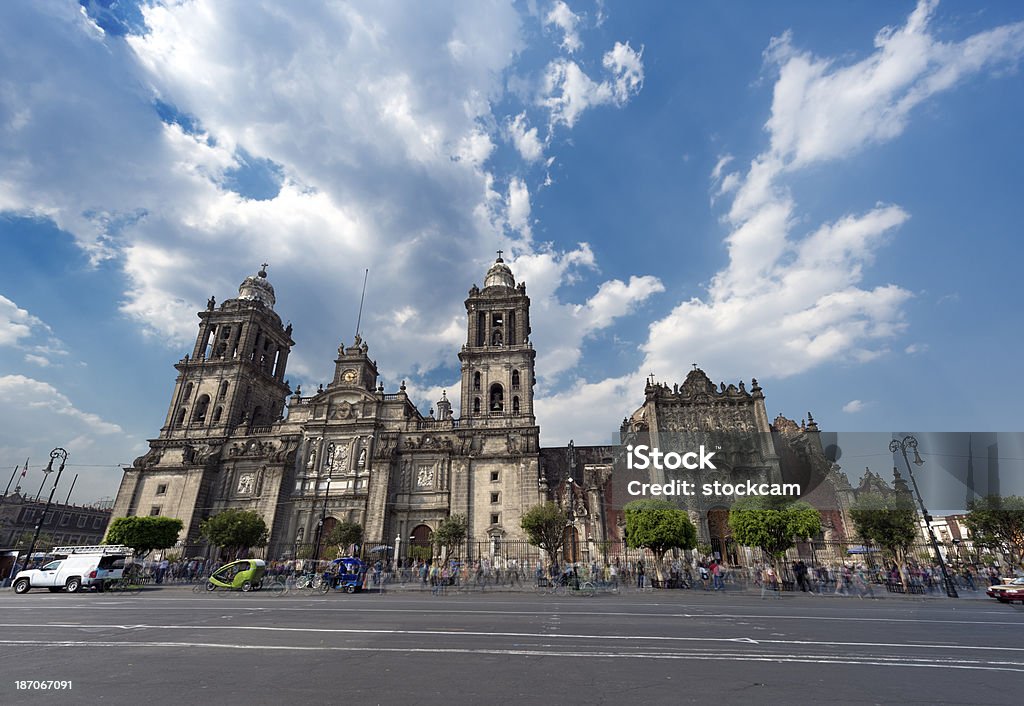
[111,256,545,558]
[111,255,877,563]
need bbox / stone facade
[111,256,544,557]
[112,255,867,562]
[0,492,112,548]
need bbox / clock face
[342,369,357,383]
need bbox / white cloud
[24,354,51,367]
[641,1,1024,383]
[842,399,867,413]
[537,1,1024,439]
[544,1,582,54]
[506,177,532,241]
[536,373,641,445]
[0,295,44,347]
[0,1,658,398]
[539,42,644,129]
[764,0,1024,169]
[603,41,644,102]
[904,342,928,354]
[0,374,137,504]
[0,295,68,365]
[0,375,122,435]
[710,154,733,181]
[507,112,545,162]
[511,246,663,379]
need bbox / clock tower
[330,334,379,392]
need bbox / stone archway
[562,526,579,564]
[409,524,433,562]
[707,507,732,562]
[317,516,339,558]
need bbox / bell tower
[162,265,294,438]
[458,252,535,425]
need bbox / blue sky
[1,0,1023,506]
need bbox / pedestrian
[699,562,710,590]
[761,565,780,599]
[711,560,724,591]
[636,559,646,589]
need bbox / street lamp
[889,435,958,598]
[311,475,331,564]
[22,448,68,575]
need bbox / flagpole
[355,268,369,338]
[63,474,78,506]
[3,465,17,497]
[34,472,48,502]
[13,458,28,495]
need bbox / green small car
[206,559,266,592]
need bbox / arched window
[175,407,187,428]
[212,406,223,424]
[511,370,520,390]
[512,396,520,415]
[193,395,211,423]
[473,371,481,391]
[473,397,481,414]
[489,383,504,412]
[252,406,263,426]
[183,382,193,400]
[218,380,229,399]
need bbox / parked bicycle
[536,575,596,597]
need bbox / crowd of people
[37,551,1015,598]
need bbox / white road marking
[4,603,1020,627]
[0,639,1020,672]
[0,622,1016,653]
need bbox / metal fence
[159,535,1002,573]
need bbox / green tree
[966,495,1024,567]
[728,497,821,567]
[199,509,268,559]
[324,521,363,557]
[432,514,468,559]
[849,493,917,587]
[105,516,183,559]
[408,545,433,563]
[520,502,569,558]
[623,499,698,580]
[849,493,918,563]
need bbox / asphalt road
[1,586,1022,705]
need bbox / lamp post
[311,475,331,564]
[889,435,958,598]
[22,448,68,575]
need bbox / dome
[237,264,276,308]
[483,253,515,289]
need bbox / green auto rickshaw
[206,559,266,592]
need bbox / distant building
[0,492,113,549]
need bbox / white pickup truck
[12,545,132,594]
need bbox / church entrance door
[707,508,737,564]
